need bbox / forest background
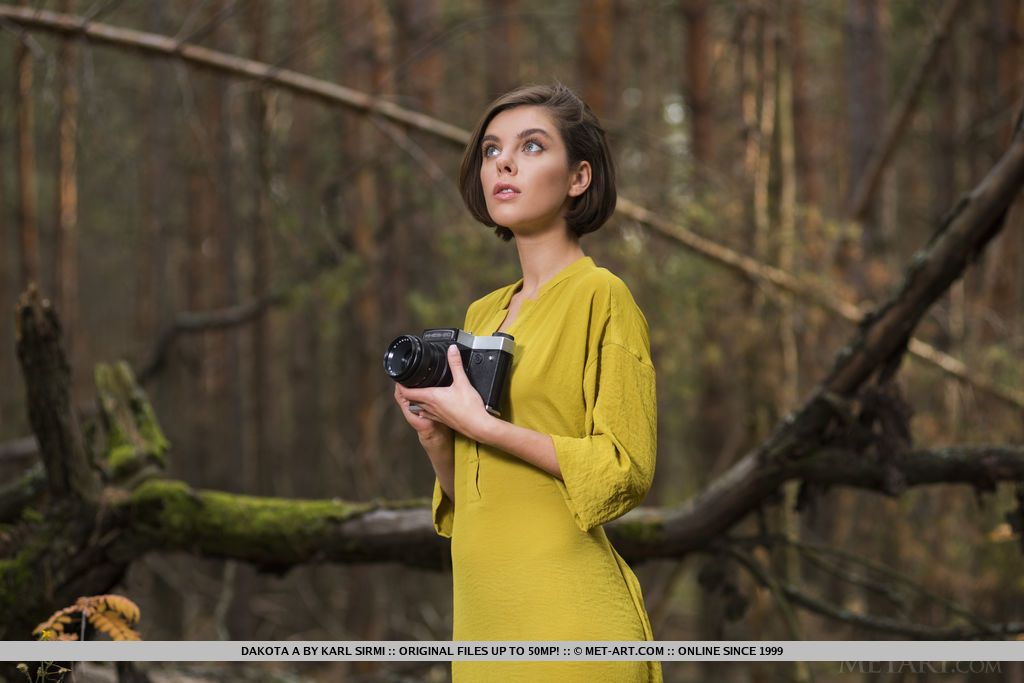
[1,0,1023,682]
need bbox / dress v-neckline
[494,291,528,334]
[489,256,595,335]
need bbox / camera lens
[384,336,418,377]
[383,335,451,388]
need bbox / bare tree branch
[136,288,288,384]
[0,4,470,142]
[718,544,1024,639]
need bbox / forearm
[478,418,562,480]
[419,432,455,502]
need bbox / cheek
[535,164,571,198]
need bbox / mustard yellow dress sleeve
[550,337,657,533]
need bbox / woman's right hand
[395,383,456,503]
[394,383,453,445]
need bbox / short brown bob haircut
[459,83,617,242]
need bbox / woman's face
[479,105,590,237]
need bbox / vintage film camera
[383,328,515,417]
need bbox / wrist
[473,414,503,447]
[418,426,453,448]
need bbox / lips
[493,182,521,196]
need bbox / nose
[495,150,516,175]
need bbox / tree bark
[55,0,80,384]
[13,289,99,504]
[577,0,614,119]
[844,0,887,252]
[243,0,275,500]
[682,0,713,165]
[285,0,324,500]
[15,0,39,289]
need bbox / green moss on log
[128,480,376,562]
[95,362,169,480]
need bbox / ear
[567,160,592,198]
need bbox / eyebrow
[481,128,553,145]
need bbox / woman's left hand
[396,345,496,443]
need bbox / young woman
[394,83,661,682]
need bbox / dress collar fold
[500,256,595,310]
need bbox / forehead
[483,105,559,140]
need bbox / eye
[524,140,544,153]
[482,144,499,158]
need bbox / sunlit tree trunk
[393,0,442,337]
[339,0,393,649]
[577,0,614,119]
[682,0,713,166]
[55,0,81,390]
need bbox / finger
[447,345,468,385]
[400,386,435,402]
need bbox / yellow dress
[431,256,662,683]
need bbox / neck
[512,227,586,297]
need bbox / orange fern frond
[32,605,80,638]
[32,593,143,641]
[87,611,141,641]
[98,595,141,624]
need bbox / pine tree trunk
[15,0,39,289]
[55,0,80,394]
[845,0,887,255]
[577,0,614,119]
[682,0,713,166]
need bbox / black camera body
[383,328,516,417]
